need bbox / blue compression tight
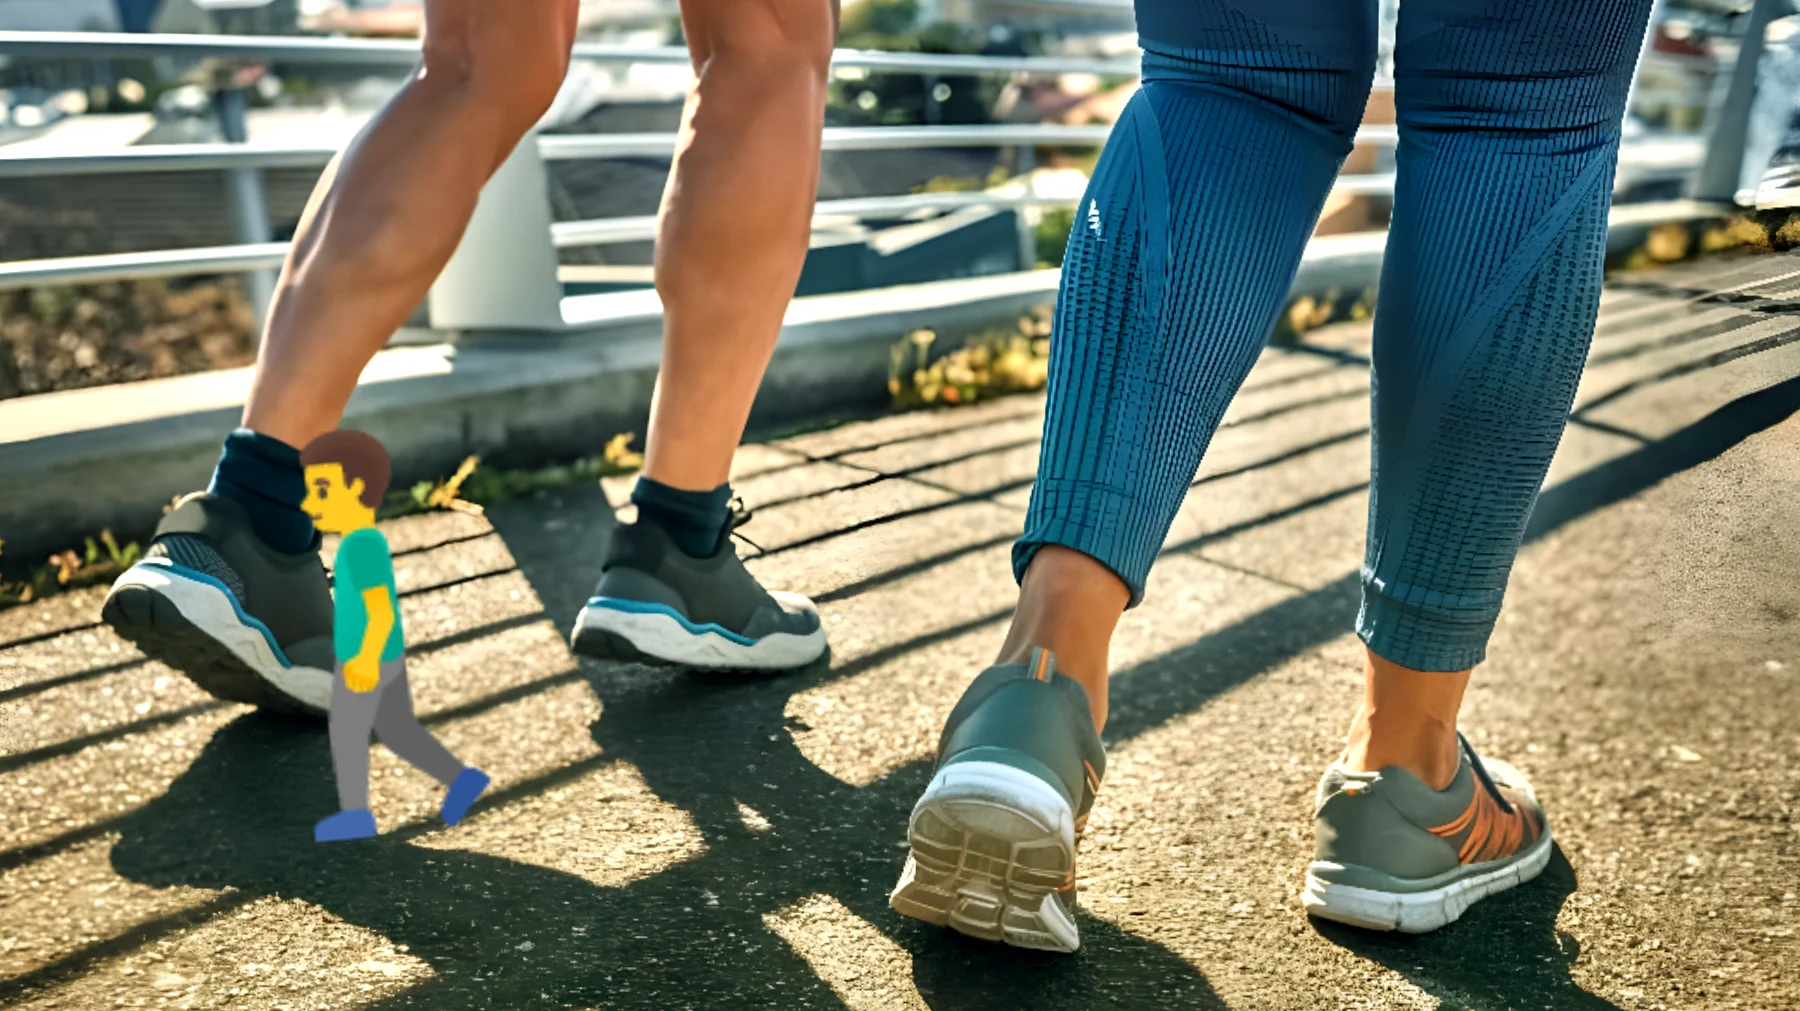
[1015,0,1654,671]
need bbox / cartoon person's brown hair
[301,430,391,508]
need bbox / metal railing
[0,30,1162,320]
[0,20,1766,330]
[0,30,1145,76]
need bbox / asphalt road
[2,252,1798,1010]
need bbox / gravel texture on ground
[1,253,1797,1009]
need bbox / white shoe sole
[1301,827,1555,934]
[109,561,332,713]
[890,760,1080,953]
[572,592,826,671]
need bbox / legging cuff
[1013,482,1159,608]
[1355,576,1497,672]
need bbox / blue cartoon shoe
[315,808,379,843]
[441,767,491,826]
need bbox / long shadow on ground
[1315,846,1617,1010]
[84,374,1800,1009]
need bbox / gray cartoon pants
[330,660,462,812]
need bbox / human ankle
[1341,650,1470,791]
[998,547,1128,733]
[1344,710,1462,790]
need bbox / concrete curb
[0,271,1061,563]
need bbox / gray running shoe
[1303,733,1552,933]
[890,648,1104,953]
[102,493,335,716]
[569,519,825,671]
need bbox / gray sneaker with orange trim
[890,648,1104,953]
[1303,733,1552,933]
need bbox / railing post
[428,131,565,332]
[1693,0,1785,203]
[1015,144,1038,271]
[213,84,276,344]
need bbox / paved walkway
[2,253,1798,1010]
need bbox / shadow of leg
[1309,845,1621,1010]
[905,915,1229,1010]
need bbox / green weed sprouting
[889,307,1052,410]
[0,528,144,610]
[381,433,646,520]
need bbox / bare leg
[241,0,579,448]
[994,546,1130,732]
[1000,543,1476,787]
[996,547,1472,788]
[640,0,840,491]
[1341,651,1469,789]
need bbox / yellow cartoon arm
[342,585,395,693]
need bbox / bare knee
[694,0,836,92]
[419,8,572,149]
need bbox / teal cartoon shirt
[332,527,404,663]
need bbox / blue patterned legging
[1016,0,1654,671]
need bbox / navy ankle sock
[208,428,316,555]
[630,477,732,558]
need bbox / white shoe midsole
[911,760,1077,852]
[895,760,1081,953]
[575,592,826,670]
[113,562,332,712]
[1302,828,1555,934]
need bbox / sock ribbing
[208,427,316,555]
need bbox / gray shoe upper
[146,493,335,669]
[1313,735,1547,886]
[936,649,1106,820]
[592,520,820,640]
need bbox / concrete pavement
[1,252,1798,1009]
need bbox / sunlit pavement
[2,252,1798,1010]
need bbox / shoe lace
[726,495,765,554]
[1458,732,1515,814]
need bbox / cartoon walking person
[301,430,489,842]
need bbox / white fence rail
[0,13,1774,328]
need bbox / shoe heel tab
[1314,766,1380,813]
[1016,648,1095,719]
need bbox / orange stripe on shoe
[1428,793,1480,839]
[1505,787,1543,846]
[1032,649,1053,681]
[1495,808,1526,860]
[1474,805,1512,864]
[1458,792,1499,864]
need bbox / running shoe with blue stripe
[569,518,825,671]
[102,492,336,715]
